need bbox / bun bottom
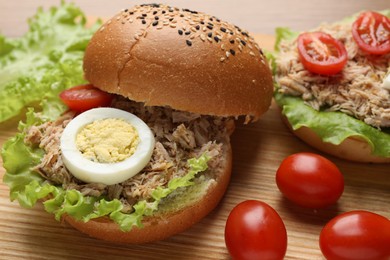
[65,142,232,244]
[281,115,390,163]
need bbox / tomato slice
[297,32,348,75]
[59,84,113,112]
[352,11,390,55]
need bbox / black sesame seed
[207,25,213,30]
[230,49,236,55]
[163,10,167,14]
[152,20,159,26]
[240,40,246,46]
[216,18,221,22]
[124,9,128,12]
[214,36,220,42]
[168,9,173,12]
[209,17,214,21]
[178,29,183,35]
[259,49,264,55]
[139,16,145,20]
[195,25,200,30]
[208,22,214,26]
[180,14,184,17]
[185,31,191,35]
[155,16,159,20]
[230,31,234,35]
[229,39,235,44]
[186,40,192,46]
[208,32,212,37]
[142,20,146,24]
[169,18,174,21]
[242,31,249,37]
[153,11,158,15]
[220,27,226,32]
[142,13,147,17]
[129,11,134,15]
[200,21,205,25]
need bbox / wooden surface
[1,1,390,260]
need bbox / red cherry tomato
[59,84,113,112]
[320,210,390,260]
[352,11,390,55]
[276,153,344,208]
[225,200,287,260]
[297,32,348,75]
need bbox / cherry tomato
[276,153,344,208]
[225,200,287,260]
[320,210,390,260]
[352,11,390,55]
[297,32,348,75]
[59,84,113,112]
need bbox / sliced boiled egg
[60,107,155,185]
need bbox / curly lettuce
[269,10,390,158]
[0,2,101,122]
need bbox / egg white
[60,107,155,185]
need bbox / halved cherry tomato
[320,210,390,260]
[297,32,348,75]
[225,200,287,260]
[59,84,113,112]
[276,153,344,208]
[352,11,390,55]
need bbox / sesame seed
[142,20,146,24]
[230,49,236,55]
[134,34,140,40]
[200,21,205,25]
[129,11,134,15]
[170,23,177,28]
[195,25,200,30]
[186,40,192,46]
[229,39,234,44]
[178,29,183,35]
[142,13,147,17]
[220,57,225,62]
[238,45,243,51]
[157,25,163,29]
[163,10,167,14]
[220,27,226,32]
[153,11,158,15]
[180,14,184,17]
[221,44,225,50]
[240,40,246,46]
[207,37,212,42]
[185,31,191,35]
[200,34,206,41]
[214,36,220,42]
[124,9,128,12]
[230,31,234,35]
[152,21,158,26]
[129,19,133,23]
[208,32,212,37]
[226,51,230,58]
[190,34,195,39]
[207,25,213,30]
[191,27,197,32]
[169,18,174,21]
[242,31,249,37]
[99,26,105,32]
[249,51,255,56]
[248,44,253,49]
[155,16,159,20]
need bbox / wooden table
[0,1,389,259]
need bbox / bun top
[83,4,273,121]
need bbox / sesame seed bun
[281,114,390,163]
[83,4,273,121]
[65,140,232,244]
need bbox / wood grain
[0,34,389,260]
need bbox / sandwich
[2,4,273,243]
[271,10,390,163]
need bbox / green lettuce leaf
[2,109,211,231]
[0,2,101,122]
[271,10,390,158]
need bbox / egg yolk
[76,118,139,163]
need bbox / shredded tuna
[275,22,390,128]
[25,97,232,213]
